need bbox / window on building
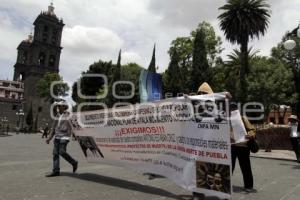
[38,52,46,66]
[19,73,25,82]
[42,26,49,42]
[12,105,17,110]
[5,91,9,98]
[51,30,58,45]
[49,55,56,67]
[38,106,43,112]
[22,51,28,64]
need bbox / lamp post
[20,109,24,133]
[284,23,300,50]
[1,117,9,135]
[284,23,300,117]
[0,117,3,134]
[16,109,25,134]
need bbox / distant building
[0,2,64,132]
[0,80,24,100]
[267,105,292,125]
[0,80,24,131]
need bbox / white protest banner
[71,95,232,199]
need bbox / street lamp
[284,23,300,118]
[20,109,24,133]
[1,117,9,135]
[284,23,300,50]
[16,109,24,134]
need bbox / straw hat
[288,115,298,121]
[197,82,213,94]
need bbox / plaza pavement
[0,133,300,200]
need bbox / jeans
[53,138,77,173]
[232,145,253,189]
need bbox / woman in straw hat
[288,115,300,163]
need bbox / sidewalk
[251,150,296,161]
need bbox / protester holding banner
[193,82,214,200]
[288,115,300,163]
[45,100,78,177]
[230,103,256,193]
[197,82,214,95]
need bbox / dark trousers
[42,132,48,138]
[290,137,300,161]
[53,138,77,172]
[232,145,253,189]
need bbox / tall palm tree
[224,48,259,98]
[218,0,270,102]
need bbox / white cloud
[148,0,225,28]
[62,25,123,55]
[122,51,144,66]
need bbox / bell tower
[14,2,64,81]
[13,2,65,128]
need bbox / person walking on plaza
[288,115,300,163]
[45,101,78,177]
[230,103,256,193]
[42,123,49,138]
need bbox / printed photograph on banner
[191,98,228,123]
[70,116,82,131]
[78,136,104,158]
[196,161,231,194]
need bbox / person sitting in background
[288,115,300,163]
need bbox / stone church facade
[0,3,64,131]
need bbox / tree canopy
[36,72,69,103]
[218,0,271,103]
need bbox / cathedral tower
[13,2,64,128]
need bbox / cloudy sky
[0,0,300,89]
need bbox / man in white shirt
[45,101,78,177]
[288,115,300,163]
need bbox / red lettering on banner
[198,151,205,156]
[205,151,228,159]
[177,145,185,152]
[186,148,197,155]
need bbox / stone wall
[0,98,22,132]
[256,126,292,150]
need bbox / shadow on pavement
[233,185,244,193]
[279,162,300,170]
[62,172,191,200]
[0,134,12,137]
[61,172,224,200]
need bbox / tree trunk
[239,38,249,104]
